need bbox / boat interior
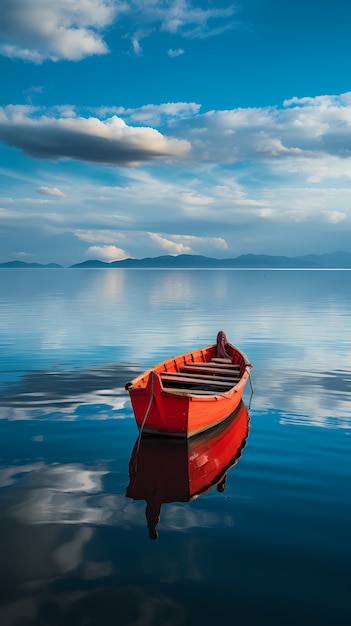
[158,357,241,395]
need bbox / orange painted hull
[126,401,250,538]
[125,341,252,438]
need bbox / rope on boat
[248,369,254,409]
[130,372,156,481]
[249,369,254,394]
[135,371,155,456]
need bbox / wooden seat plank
[180,365,239,376]
[211,357,233,364]
[160,373,237,388]
[185,361,240,370]
[160,387,228,396]
[161,372,239,383]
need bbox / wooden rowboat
[126,400,249,539]
[125,331,252,438]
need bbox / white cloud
[6,93,351,173]
[171,234,229,250]
[0,106,191,165]
[168,48,185,57]
[120,1,237,55]
[37,186,66,198]
[148,232,193,254]
[12,251,34,259]
[131,32,143,56]
[274,155,351,184]
[148,232,229,254]
[4,94,351,171]
[323,211,346,224]
[0,1,238,62]
[96,102,201,126]
[85,245,128,261]
[259,208,274,218]
[180,191,214,206]
[75,230,129,244]
[284,93,351,108]
[0,0,120,62]
[134,0,237,37]
[211,237,228,250]
[168,92,351,176]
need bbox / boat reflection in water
[126,400,250,539]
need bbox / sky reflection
[1,459,237,532]
[0,364,137,421]
[253,368,351,428]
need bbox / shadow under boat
[126,400,250,539]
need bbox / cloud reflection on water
[3,459,235,531]
[0,364,138,420]
[0,455,234,626]
[253,368,351,428]
[0,584,184,626]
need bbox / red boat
[125,331,252,438]
[126,400,250,539]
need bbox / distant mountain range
[1,251,351,269]
[0,261,63,268]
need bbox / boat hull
[126,341,252,438]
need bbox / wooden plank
[160,373,237,388]
[185,361,240,370]
[211,357,234,364]
[160,387,226,396]
[178,370,240,383]
[180,365,239,376]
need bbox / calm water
[0,269,350,626]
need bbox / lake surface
[0,268,350,626]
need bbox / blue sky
[1,0,351,265]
